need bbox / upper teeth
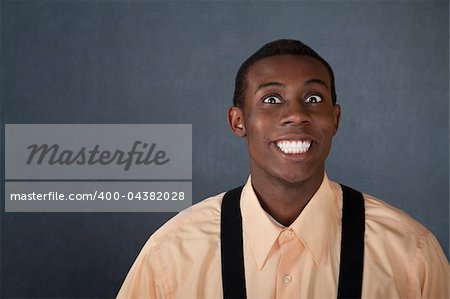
[276,140,311,154]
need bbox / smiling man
[228,52,340,227]
[118,40,448,299]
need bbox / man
[118,40,448,298]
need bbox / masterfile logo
[26,141,170,171]
[5,124,191,180]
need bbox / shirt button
[283,230,292,237]
[283,275,292,284]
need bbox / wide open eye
[305,95,323,103]
[262,95,283,104]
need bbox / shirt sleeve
[416,232,449,299]
[117,237,167,299]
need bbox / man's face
[230,54,340,186]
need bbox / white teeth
[276,140,311,155]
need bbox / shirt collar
[240,174,338,270]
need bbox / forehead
[246,54,331,88]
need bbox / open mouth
[274,139,311,155]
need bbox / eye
[305,95,323,103]
[262,95,283,104]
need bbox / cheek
[245,113,273,141]
[245,118,274,159]
[317,112,339,135]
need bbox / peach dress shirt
[118,175,449,299]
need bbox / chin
[275,172,311,186]
[274,166,323,187]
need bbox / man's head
[233,39,337,108]
[228,39,340,187]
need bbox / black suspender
[337,185,365,299]
[221,186,246,299]
[220,184,365,299]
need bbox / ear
[228,106,246,137]
[332,104,341,136]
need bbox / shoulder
[148,192,225,247]
[330,180,442,258]
[330,179,431,239]
[118,193,227,298]
[362,192,431,240]
[358,191,449,297]
[357,190,447,267]
[129,192,226,284]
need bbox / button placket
[276,230,304,298]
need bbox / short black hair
[233,39,337,107]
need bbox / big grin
[275,139,312,155]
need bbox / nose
[279,100,311,126]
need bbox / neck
[250,171,324,227]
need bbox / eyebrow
[256,78,329,93]
[256,82,285,91]
[304,78,329,90]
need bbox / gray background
[1,0,448,298]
